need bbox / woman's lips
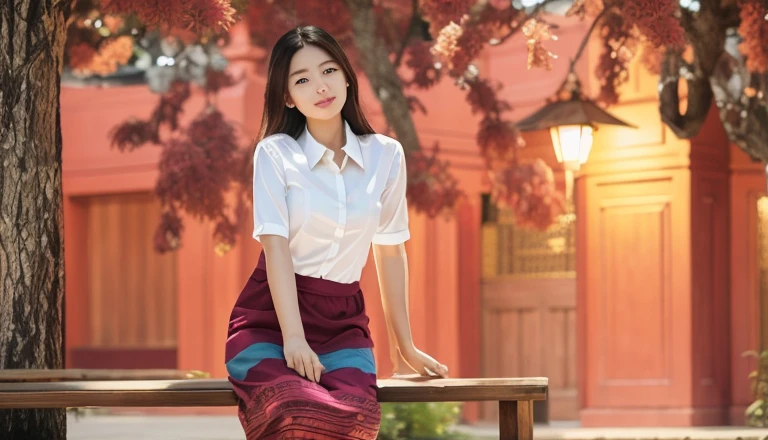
[315,97,336,108]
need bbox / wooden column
[728,145,765,424]
[577,102,732,426]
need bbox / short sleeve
[252,141,290,242]
[371,142,410,245]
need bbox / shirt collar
[298,120,364,170]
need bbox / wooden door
[480,195,578,421]
[70,192,178,369]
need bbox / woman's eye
[323,67,337,74]
[295,78,308,85]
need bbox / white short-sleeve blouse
[252,120,410,283]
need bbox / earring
[286,103,295,108]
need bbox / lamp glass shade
[549,124,594,170]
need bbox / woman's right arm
[260,236,324,383]
[253,142,324,382]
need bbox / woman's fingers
[303,354,316,382]
[294,355,307,378]
[312,354,325,382]
[284,345,325,382]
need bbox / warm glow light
[549,124,594,171]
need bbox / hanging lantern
[517,70,635,172]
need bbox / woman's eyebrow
[289,60,337,78]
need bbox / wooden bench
[0,371,547,439]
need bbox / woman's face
[286,44,347,122]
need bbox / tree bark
[344,0,422,153]
[0,1,69,438]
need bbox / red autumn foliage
[593,9,638,106]
[406,144,464,219]
[490,159,566,231]
[620,0,686,48]
[101,0,237,34]
[738,0,768,74]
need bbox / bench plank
[0,377,547,406]
[0,376,547,440]
[0,369,208,382]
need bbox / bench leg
[499,400,533,440]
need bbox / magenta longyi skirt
[225,253,380,439]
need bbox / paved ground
[66,415,768,440]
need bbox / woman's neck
[306,115,345,153]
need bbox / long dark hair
[258,26,375,141]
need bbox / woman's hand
[399,345,449,378]
[284,336,325,382]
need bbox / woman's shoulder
[254,134,300,159]
[257,133,299,150]
[361,133,404,156]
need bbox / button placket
[320,170,347,276]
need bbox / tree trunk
[0,1,69,439]
[344,0,422,153]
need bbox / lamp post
[516,69,636,201]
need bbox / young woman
[225,26,449,439]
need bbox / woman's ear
[285,96,295,108]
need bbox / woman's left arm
[372,242,449,378]
[371,141,448,377]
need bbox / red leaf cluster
[431,21,464,71]
[465,75,559,231]
[738,0,768,74]
[594,10,638,105]
[466,77,511,116]
[406,144,464,218]
[522,18,557,70]
[68,36,134,76]
[489,159,566,231]
[100,0,237,34]
[154,210,184,253]
[639,39,664,75]
[621,0,685,48]
[213,214,239,256]
[405,41,443,89]
[477,117,525,167]
[450,24,493,76]
[566,0,605,19]
[111,81,191,151]
[245,0,353,51]
[418,0,475,35]
[205,68,240,94]
[154,109,246,253]
[155,109,239,220]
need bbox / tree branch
[568,7,609,71]
[392,0,420,69]
[344,0,421,152]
